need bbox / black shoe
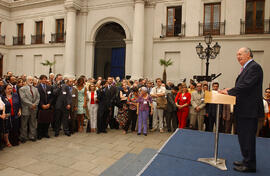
[65,132,71,137]
[137,133,141,135]
[143,133,147,136]
[37,136,42,140]
[168,129,172,132]
[30,138,36,142]
[233,161,244,166]
[20,139,27,143]
[55,133,59,137]
[44,134,50,138]
[102,131,107,133]
[233,165,256,173]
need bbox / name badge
[201,98,204,101]
[144,101,147,104]
[183,97,187,100]
[123,94,126,97]
[63,92,67,95]
[47,91,51,95]
[72,94,76,97]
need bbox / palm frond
[159,59,173,67]
[41,60,56,67]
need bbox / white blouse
[0,98,5,110]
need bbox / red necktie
[13,87,16,93]
[29,86,34,98]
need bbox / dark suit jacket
[37,84,54,110]
[53,84,72,110]
[105,85,118,107]
[228,60,264,119]
[166,92,177,112]
[1,93,21,118]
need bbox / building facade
[0,0,269,89]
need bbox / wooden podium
[197,91,236,170]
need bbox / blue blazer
[1,93,21,119]
[228,60,264,119]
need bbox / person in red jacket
[175,83,191,129]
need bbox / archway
[94,22,126,79]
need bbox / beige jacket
[190,91,206,115]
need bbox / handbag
[156,96,167,109]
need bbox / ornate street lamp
[195,34,221,77]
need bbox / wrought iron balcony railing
[0,35,5,45]
[199,21,226,36]
[161,23,186,37]
[31,34,45,44]
[240,19,270,34]
[50,33,66,43]
[13,36,25,45]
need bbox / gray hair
[141,87,147,92]
[242,47,253,58]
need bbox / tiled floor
[0,129,171,176]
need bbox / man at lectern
[220,47,264,173]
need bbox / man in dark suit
[166,86,178,132]
[53,79,72,137]
[97,81,109,133]
[67,78,78,134]
[105,77,119,129]
[37,75,54,139]
[220,47,264,173]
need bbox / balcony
[161,23,186,37]
[50,33,66,43]
[240,19,270,35]
[0,35,5,45]
[13,36,25,45]
[199,21,226,36]
[31,34,45,44]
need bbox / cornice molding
[88,1,133,10]
[153,34,270,43]
[10,0,64,8]
[4,43,65,50]
[10,10,66,21]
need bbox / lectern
[197,91,236,170]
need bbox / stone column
[131,0,145,79]
[64,4,78,77]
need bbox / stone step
[100,148,157,176]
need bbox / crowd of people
[0,71,269,150]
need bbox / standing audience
[150,78,166,133]
[137,87,153,136]
[0,69,269,152]
[175,83,191,129]
[19,76,40,142]
[190,83,206,131]
[1,84,21,146]
[87,84,98,132]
